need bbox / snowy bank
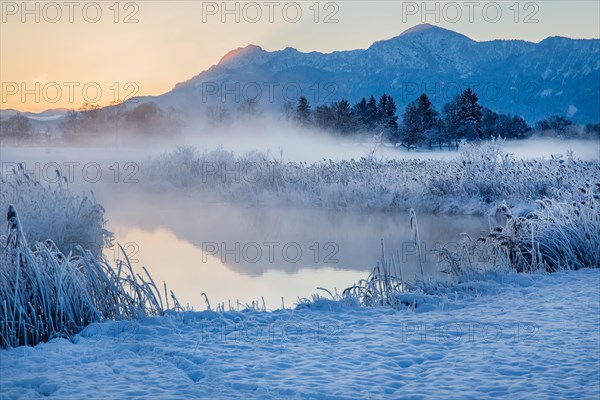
[1,269,598,399]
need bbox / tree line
[1,88,599,146]
[284,89,599,149]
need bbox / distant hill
[0,108,69,121]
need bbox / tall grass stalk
[409,208,425,283]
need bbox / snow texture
[2,269,598,399]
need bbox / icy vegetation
[342,196,599,310]
[0,137,598,400]
[143,139,599,214]
[0,205,166,349]
[0,164,113,257]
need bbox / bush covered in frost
[514,196,600,271]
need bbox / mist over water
[1,133,597,309]
[502,138,600,161]
[178,121,600,162]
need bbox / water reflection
[109,225,367,310]
[107,201,488,310]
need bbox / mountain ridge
[5,25,599,123]
[151,24,598,123]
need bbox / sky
[1,1,599,112]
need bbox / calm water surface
[105,196,488,310]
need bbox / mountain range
[5,24,600,124]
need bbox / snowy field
[1,269,598,399]
[3,7,600,398]
[1,138,599,399]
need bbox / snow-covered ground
[2,269,598,399]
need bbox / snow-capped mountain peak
[218,44,264,65]
[135,24,599,123]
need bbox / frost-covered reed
[440,192,600,273]
[517,194,600,271]
[344,194,600,310]
[143,139,599,214]
[0,205,165,349]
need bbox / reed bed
[143,139,599,214]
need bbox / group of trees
[403,89,529,148]
[1,102,184,145]
[287,94,400,140]
[2,88,599,146]
[59,101,182,142]
[0,114,35,144]
[287,89,597,149]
